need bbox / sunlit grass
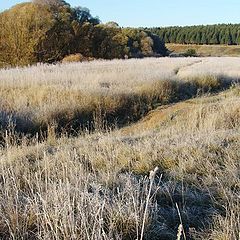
[0,58,239,239]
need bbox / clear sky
[1,0,240,27]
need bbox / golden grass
[167,43,240,57]
[0,85,239,239]
[0,58,239,239]
[62,53,95,63]
[124,85,240,133]
[0,57,238,138]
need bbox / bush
[183,48,197,57]
[62,53,87,63]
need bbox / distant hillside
[147,24,240,45]
[167,43,240,57]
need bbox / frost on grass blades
[0,57,239,239]
[0,57,238,136]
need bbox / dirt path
[174,59,203,76]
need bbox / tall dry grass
[0,58,239,239]
[0,57,238,138]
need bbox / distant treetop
[105,22,120,28]
[0,0,167,68]
[32,0,69,6]
[147,24,240,45]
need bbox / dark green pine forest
[147,24,240,45]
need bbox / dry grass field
[167,44,240,57]
[0,57,239,239]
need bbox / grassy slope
[0,58,239,139]
[122,88,239,134]
[0,59,239,239]
[166,43,240,57]
[0,85,239,239]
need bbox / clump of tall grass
[62,53,95,63]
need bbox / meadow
[167,44,240,57]
[0,57,239,239]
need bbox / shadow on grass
[0,75,238,145]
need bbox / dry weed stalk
[140,167,159,240]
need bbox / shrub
[183,48,197,57]
[62,53,86,63]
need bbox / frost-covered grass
[0,58,239,239]
[0,57,238,135]
[177,57,240,79]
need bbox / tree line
[0,0,167,68]
[147,24,240,45]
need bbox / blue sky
[1,0,240,27]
